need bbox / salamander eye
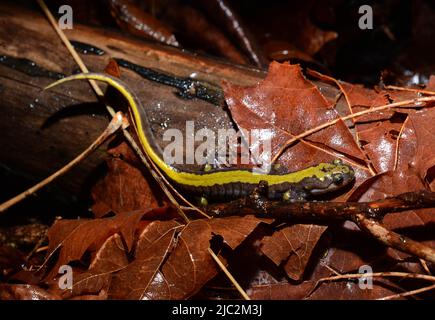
[332,173,344,184]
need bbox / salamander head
[302,159,355,195]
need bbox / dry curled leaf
[91,158,159,217]
[57,234,129,299]
[260,224,327,281]
[141,216,263,299]
[43,210,147,280]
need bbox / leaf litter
[2,62,434,300]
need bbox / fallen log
[0,1,267,199]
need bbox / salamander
[46,73,355,201]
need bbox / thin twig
[393,116,409,171]
[35,245,49,253]
[321,263,341,276]
[309,271,435,300]
[307,69,377,175]
[36,0,115,117]
[379,283,435,300]
[26,236,48,262]
[208,248,250,300]
[318,270,435,300]
[318,271,435,284]
[354,213,435,264]
[384,85,435,96]
[310,272,435,300]
[0,113,124,214]
[419,259,432,275]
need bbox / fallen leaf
[355,109,435,259]
[340,82,389,113]
[223,62,366,173]
[145,220,216,299]
[108,220,181,299]
[209,215,264,250]
[357,118,404,173]
[91,158,159,217]
[260,224,327,280]
[407,110,435,181]
[247,281,315,300]
[104,58,121,78]
[139,216,263,299]
[43,210,147,280]
[0,284,60,300]
[426,76,435,91]
[58,233,129,299]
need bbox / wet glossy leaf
[223,62,366,172]
[145,220,216,299]
[357,119,404,173]
[108,220,181,299]
[60,234,129,299]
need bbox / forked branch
[206,190,435,263]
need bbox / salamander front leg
[247,180,270,201]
